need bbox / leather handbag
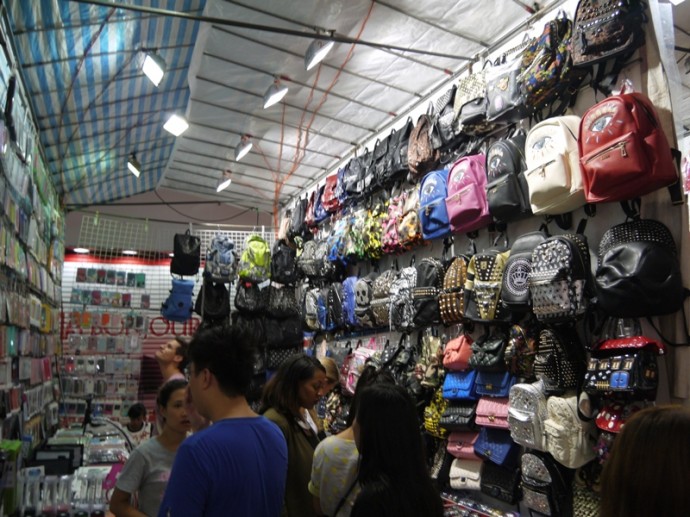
[442,370,478,400]
[449,458,483,491]
[440,400,477,431]
[468,333,508,372]
[475,371,516,398]
[475,397,510,429]
[474,427,519,467]
[442,333,473,371]
[447,431,480,459]
[480,462,521,504]
[171,229,201,276]
[584,336,665,399]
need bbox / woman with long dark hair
[261,355,327,517]
[350,383,443,517]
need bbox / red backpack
[578,90,677,203]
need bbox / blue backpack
[342,276,359,328]
[161,278,195,322]
[419,168,451,240]
[204,233,238,284]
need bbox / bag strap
[333,478,358,517]
[646,295,690,347]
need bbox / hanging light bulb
[142,51,166,87]
[263,78,289,109]
[163,114,189,136]
[304,33,335,71]
[235,135,253,161]
[217,170,233,192]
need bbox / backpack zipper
[584,140,628,163]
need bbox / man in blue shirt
[158,325,287,517]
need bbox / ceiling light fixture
[235,135,253,161]
[163,114,189,136]
[216,170,233,192]
[305,32,335,71]
[73,247,90,254]
[142,51,166,87]
[122,250,138,256]
[263,77,289,109]
[127,152,141,177]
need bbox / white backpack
[524,115,585,215]
[544,393,596,469]
[508,380,547,451]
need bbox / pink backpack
[445,154,492,234]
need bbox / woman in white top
[123,403,152,448]
[309,366,395,517]
[110,379,191,517]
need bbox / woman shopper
[600,405,690,517]
[350,383,443,517]
[309,365,395,517]
[110,379,191,517]
[261,355,327,517]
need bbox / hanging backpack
[419,168,451,240]
[524,115,585,215]
[407,113,440,182]
[342,156,365,201]
[270,239,298,286]
[204,233,238,284]
[342,276,359,329]
[372,135,391,190]
[534,327,586,396]
[445,154,492,234]
[194,278,230,323]
[326,282,345,331]
[161,278,195,322]
[321,173,340,214]
[464,249,511,323]
[363,196,387,260]
[303,287,321,331]
[313,185,330,224]
[501,230,548,312]
[354,273,378,328]
[397,184,423,251]
[371,269,397,328]
[439,255,470,325]
[508,380,548,451]
[521,451,574,517]
[485,130,531,222]
[381,187,407,255]
[595,217,685,317]
[238,234,271,282]
[389,266,417,333]
[288,197,309,242]
[170,230,201,276]
[412,257,446,327]
[297,240,319,278]
[386,118,414,184]
[529,233,590,323]
[335,164,349,207]
[266,284,299,319]
[579,90,678,204]
[544,393,596,469]
[234,280,269,314]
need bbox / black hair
[354,383,443,517]
[173,336,190,373]
[127,402,147,420]
[346,365,395,427]
[156,379,188,409]
[260,354,326,419]
[187,324,256,397]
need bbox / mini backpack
[161,278,195,322]
[524,115,585,215]
[419,168,451,240]
[354,273,378,328]
[407,113,440,182]
[270,239,298,286]
[439,255,470,325]
[370,269,397,328]
[389,266,417,333]
[204,233,238,284]
[412,257,446,327]
[544,393,596,469]
[238,234,271,282]
[579,90,678,204]
[508,380,548,451]
[463,249,511,323]
[528,233,590,323]
[501,230,548,312]
[445,154,492,234]
[521,451,574,517]
[485,130,531,222]
[534,327,586,395]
